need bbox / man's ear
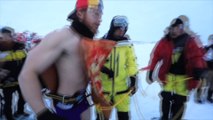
[76,9,85,22]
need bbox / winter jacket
[100,41,138,93]
[0,42,26,85]
[149,33,206,90]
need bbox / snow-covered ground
[1,43,213,120]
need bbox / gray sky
[1,0,213,44]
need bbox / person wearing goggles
[96,16,138,120]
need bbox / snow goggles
[113,16,128,28]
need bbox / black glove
[101,66,114,79]
[148,70,153,82]
[193,68,207,80]
[129,76,137,95]
[37,109,65,120]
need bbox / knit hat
[67,0,103,21]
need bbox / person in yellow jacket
[96,15,138,120]
[0,27,29,120]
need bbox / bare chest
[56,40,87,94]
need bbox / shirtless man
[18,0,103,119]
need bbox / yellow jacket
[101,41,138,93]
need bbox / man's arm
[126,45,138,95]
[186,38,207,80]
[147,41,162,83]
[18,30,64,114]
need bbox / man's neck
[71,20,94,38]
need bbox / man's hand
[193,68,207,80]
[101,66,114,79]
[129,76,137,96]
[129,86,137,96]
[147,70,154,84]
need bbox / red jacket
[149,34,206,90]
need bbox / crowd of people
[1,0,213,120]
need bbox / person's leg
[95,94,112,120]
[81,106,91,120]
[196,87,202,103]
[15,86,27,115]
[0,89,4,117]
[3,87,15,120]
[207,71,213,103]
[115,93,130,120]
[160,91,172,120]
[207,89,213,103]
[117,112,129,120]
[171,94,187,120]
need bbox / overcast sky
[0,0,213,44]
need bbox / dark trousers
[0,89,4,117]
[15,86,25,114]
[96,111,129,120]
[207,89,213,102]
[160,91,187,120]
[2,86,25,120]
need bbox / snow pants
[160,91,187,120]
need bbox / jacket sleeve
[126,45,138,76]
[149,40,163,71]
[185,38,207,79]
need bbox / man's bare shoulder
[44,26,72,41]
[40,26,80,47]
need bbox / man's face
[0,32,13,47]
[113,28,125,39]
[170,24,183,38]
[80,8,103,34]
